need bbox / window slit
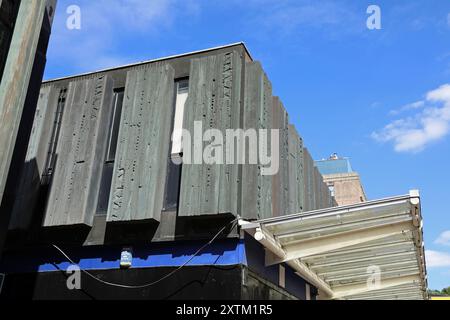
[42,87,67,185]
[163,79,189,212]
[96,89,124,215]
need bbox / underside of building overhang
[240,190,428,300]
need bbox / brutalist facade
[0,43,333,300]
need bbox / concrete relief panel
[44,75,114,227]
[179,52,242,218]
[107,64,175,223]
[9,85,59,230]
[287,125,304,215]
[302,148,314,212]
[271,97,289,217]
[241,62,273,220]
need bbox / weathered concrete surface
[44,75,114,227]
[107,64,175,223]
[8,85,60,230]
[0,0,21,79]
[287,125,304,215]
[302,148,314,212]
[301,149,333,211]
[0,1,56,256]
[241,61,273,220]
[0,0,56,210]
[179,51,242,218]
[271,97,289,217]
[1,39,336,245]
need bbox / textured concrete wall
[44,75,114,227]
[107,64,175,223]
[0,1,56,258]
[241,61,273,220]
[287,125,304,215]
[271,97,289,217]
[8,85,60,229]
[0,0,21,79]
[3,44,336,244]
[302,148,313,212]
[179,51,242,218]
[0,0,56,220]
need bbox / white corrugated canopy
[240,190,428,300]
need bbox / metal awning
[240,190,428,300]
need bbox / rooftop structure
[316,154,367,206]
[315,154,353,175]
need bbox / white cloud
[426,250,450,268]
[46,0,199,76]
[389,101,425,116]
[243,0,362,39]
[435,231,450,247]
[372,84,450,153]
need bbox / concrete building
[0,0,56,257]
[0,43,427,300]
[0,43,335,300]
[315,154,367,206]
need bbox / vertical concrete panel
[302,147,308,212]
[280,105,289,216]
[8,85,59,229]
[271,98,281,217]
[313,167,322,210]
[287,125,299,215]
[241,62,273,220]
[260,68,273,219]
[271,97,289,217]
[0,0,55,223]
[241,62,260,219]
[179,51,242,217]
[297,135,305,213]
[44,75,114,227]
[1,3,56,260]
[286,125,305,215]
[107,64,175,223]
[303,148,315,212]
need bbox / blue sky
[44,0,450,290]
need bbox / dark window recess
[105,90,124,162]
[163,159,182,212]
[42,87,67,185]
[96,89,124,215]
[163,79,189,212]
[96,163,114,214]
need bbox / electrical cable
[52,218,239,289]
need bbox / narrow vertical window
[163,79,189,212]
[42,87,67,185]
[171,79,189,156]
[96,89,124,215]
